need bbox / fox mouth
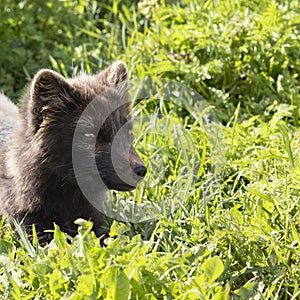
[112,183,136,191]
[103,172,146,191]
[98,164,147,192]
[104,181,137,191]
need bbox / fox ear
[102,61,128,86]
[30,69,72,104]
[29,69,77,131]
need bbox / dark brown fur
[0,61,146,243]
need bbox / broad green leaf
[109,221,131,237]
[35,263,52,275]
[234,282,258,298]
[102,267,130,300]
[77,274,94,296]
[0,239,13,255]
[53,224,69,254]
[49,269,67,297]
[201,256,224,284]
[130,278,146,300]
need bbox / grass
[0,0,300,299]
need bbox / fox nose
[133,164,147,178]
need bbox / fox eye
[85,133,95,139]
[96,133,105,142]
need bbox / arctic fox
[0,61,147,243]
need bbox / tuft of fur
[0,92,19,117]
[0,93,19,144]
[0,61,146,244]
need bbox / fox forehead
[67,74,131,109]
[67,61,129,101]
[68,74,105,98]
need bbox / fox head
[25,61,147,192]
